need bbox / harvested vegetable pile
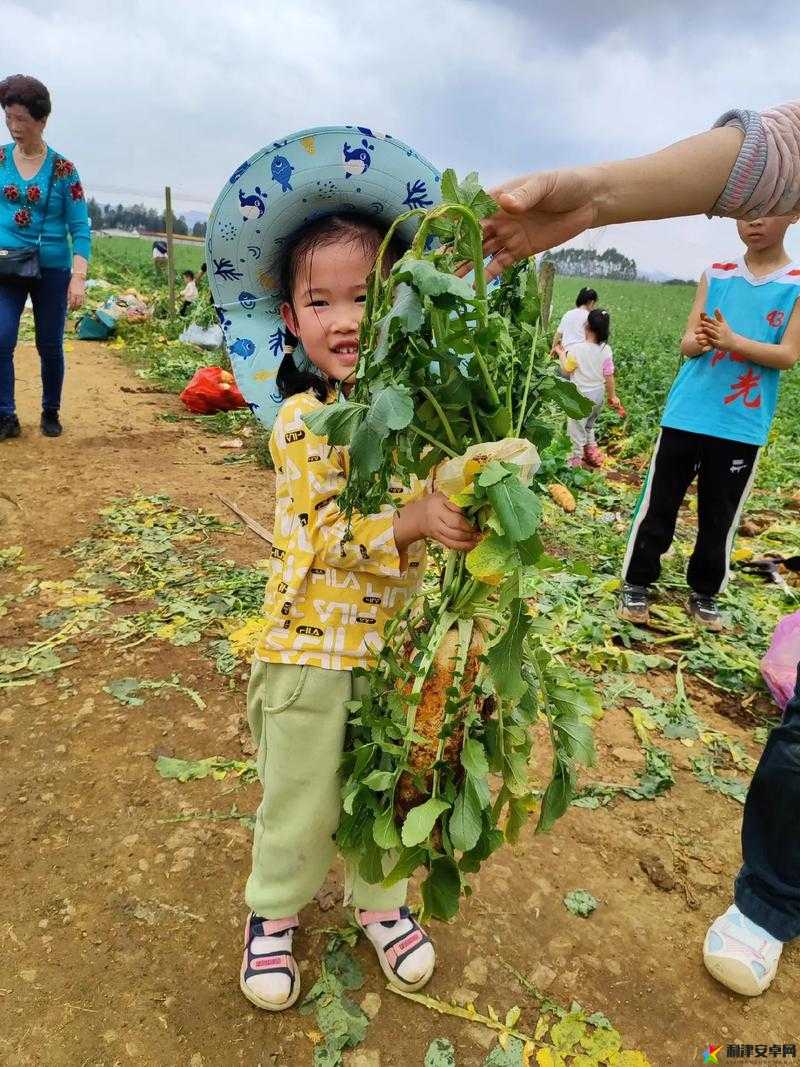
[305,173,601,918]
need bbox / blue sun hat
[206,126,442,428]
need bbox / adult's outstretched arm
[483,102,800,281]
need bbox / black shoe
[0,413,21,440]
[618,581,651,625]
[688,593,723,632]
[41,409,62,437]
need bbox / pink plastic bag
[761,610,800,710]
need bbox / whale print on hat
[206,125,441,428]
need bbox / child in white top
[557,307,624,467]
[179,269,199,316]
[551,286,598,357]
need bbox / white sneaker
[240,913,301,1011]
[703,904,783,996]
[356,907,436,991]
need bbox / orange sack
[179,367,248,414]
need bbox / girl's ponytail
[586,307,611,345]
[275,351,330,402]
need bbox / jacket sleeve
[271,395,411,578]
[58,159,91,260]
[710,102,800,220]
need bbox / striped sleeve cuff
[708,109,768,219]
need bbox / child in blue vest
[619,213,800,630]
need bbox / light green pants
[245,659,407,918]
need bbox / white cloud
[2,0,797,274]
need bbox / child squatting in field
[555,306,624,468]
[216,139,482,1009]
[619,213,800,634]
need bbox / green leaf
[449,777,484,852]
[537,757,573,832]
[461,737,490,779]
[486,598,531,699]
[551,710,596,767]
[349,422,384,475]
[368,384,415,432]
[362,769,395,791]
[563,889,599,917]
[395,258,475,302]
[487,478,541,542]
[549,377,595,418]
[104,677,145,706]
[483,1036,527,1066]
[505,794,534,844]
[441,169,498,221]
[476,460,510,488]
[421,856,462,920]
[382,845,426,886]
[401,797,451,847]
[466,532,519,587]
[358,838,385,885]
[425,1038,457,1067]
[303,401,367,444]
[373,804,401,849]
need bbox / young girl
[558,307,624,467]
[240,214,480,1011]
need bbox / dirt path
[0,341,796,1067]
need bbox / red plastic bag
[761,610,800,710]
[179,367,247,414]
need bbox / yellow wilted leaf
[466,532,517,586]
[732,547,753,562]
[580,1026,622,1059]
[534,1015,551,1041]
[487,1004,499,1023]
[227,616,268,657]
[600,577,621,593]
[505,1005,521,1029]
[608,1052,652,1067]
[536,1048,566,1067]
[550,1014,587,1054]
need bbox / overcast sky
[2,0,797,276]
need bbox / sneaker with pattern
[703,904,783,996]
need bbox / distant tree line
[87,198,207,237]
[543,246,637,281]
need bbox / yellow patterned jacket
[254,391,426,671]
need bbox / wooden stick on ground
[215,494,273,546]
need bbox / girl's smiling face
[280,238,373,386]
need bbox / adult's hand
[483,168,598,282]
[68,275,86,311]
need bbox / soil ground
[0,340,796,1067]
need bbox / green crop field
[90,233,205,283]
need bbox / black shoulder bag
[0,152,57,282]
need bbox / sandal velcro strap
[249,953,294,974]
[384,927,429,974]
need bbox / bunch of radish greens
[304,172,600,920]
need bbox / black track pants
[735,664,800,941]
[622,427,759,596]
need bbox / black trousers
[622,427,759,596]
[735,664,800,941]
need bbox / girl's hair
[0,74,51,120]
[183,269,195,279]
[586,307,611,344]
[576,287,598,307]
[275,212,405,402]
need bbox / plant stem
[467,398,482,443]
[515,321,541,437]
[441,550,458,597]
[420,387,458,449]
[410,423,458,458]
